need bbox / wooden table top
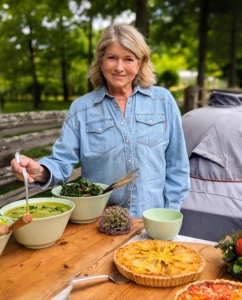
[0,218,240,300]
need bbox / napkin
[51,285,73,300]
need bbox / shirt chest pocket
[86,119,116,153]
[136,114,166,147]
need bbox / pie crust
[174,279,242,300]
[114,240,205,287]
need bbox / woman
[11,24,190,218]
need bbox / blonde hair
[89,24,157,88]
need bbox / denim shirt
[38,85,190,218]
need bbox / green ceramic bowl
[143,208,183,240]
[51,183,112,224]
[0,198,75,249]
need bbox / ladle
[15,152,29,212]
[0,213,33,236]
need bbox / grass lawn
[1,100,73,113]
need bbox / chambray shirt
[38,85,190,218]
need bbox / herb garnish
[215,230,242,276]
[60,177,103,197]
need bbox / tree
[42,0,86,101]
[206,1,242,88]
[0,0,46,107]
[196,0,209,87]
[135,0,149,38]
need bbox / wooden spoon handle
[8,213,33,232]
[0,224,9,236]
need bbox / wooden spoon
[0,213,32,236]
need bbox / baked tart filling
[175,279,242,300]
[114,240,205,287]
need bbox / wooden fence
[183,85,209,113]
[0,110,81,207]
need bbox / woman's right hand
[11,155,50,183]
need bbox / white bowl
[0,198,75,249]
[0,216,13,255]
[51,183,112,224]
[143,208,183,240]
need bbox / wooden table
[0,218,239,300]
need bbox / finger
[11,158,22,171]
[11,169,24,181]
[0,224,9,236]
[11,160,25,181]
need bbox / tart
[174,279,242,300]
[114,240,205,287]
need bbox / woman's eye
[108,56,115,60]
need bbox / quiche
[114,240,205,287]
[174,279,242,300]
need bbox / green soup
[4,202,71,219]
[0,218,8,225]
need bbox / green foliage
[158,69,179,89]
[0,0,241,106]
[215,230,242,275]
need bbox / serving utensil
[51,273,130,300]
[68,272,130,285]
[0,213,33,236]
[15,151,29,211]
[102,168,139,194]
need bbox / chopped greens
[60,177,104,197]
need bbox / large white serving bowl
[0,216,13,255]
[0,198,75,249]
[51,183,112,224]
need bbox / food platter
[114,240,205,287]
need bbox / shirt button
[125,139,129,143]
[98,128,102,131]
[121,122,124,125]
[131,199,135,203]
[128,159,131,162]
[149,120,153,123]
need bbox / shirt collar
[209,91,242,107]
[93,85,151,104]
